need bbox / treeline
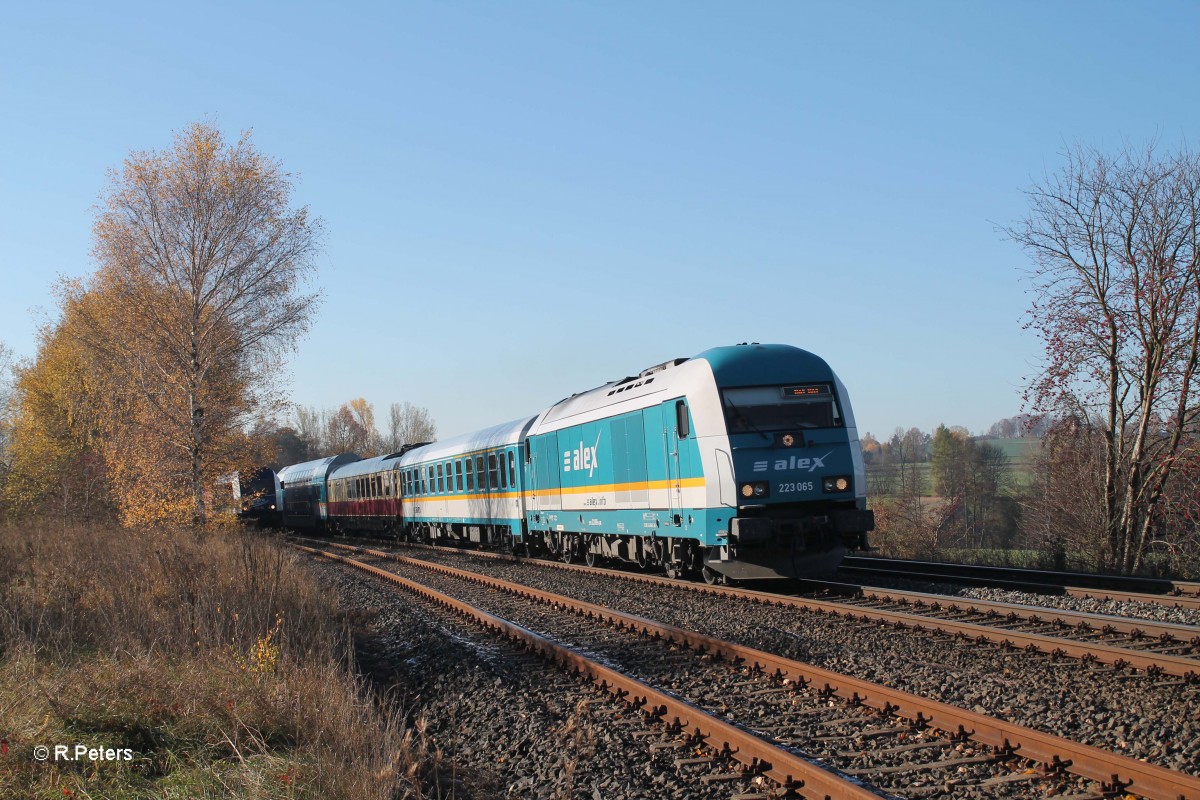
[258,399,437,469]
[865,414,1200,577]
[863,423,1020,560]
[0,123,432,528]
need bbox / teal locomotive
[279,343,873,581]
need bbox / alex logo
[563,433,602,478]
[752,451,833,473]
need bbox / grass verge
[0,522,416,799]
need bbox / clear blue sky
[2,1,1197,442]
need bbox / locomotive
[278,343,874,581]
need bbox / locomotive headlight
[822,476,852,493]
[741,482,769,499]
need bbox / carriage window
[508,452,516,487]
[455,460,464,491]
[476,456,485,489]
[466,457,474,491]
[488,454,499,489]
[499,455,507,489]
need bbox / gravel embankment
[389,547,1200,776]
[312,559,771,800]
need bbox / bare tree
[384,401,437,451]
[1007,142,1200,573]
[294,405,329,457]
[78,121,323,524]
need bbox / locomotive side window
[676,400,690,438]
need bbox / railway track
[304,536,1200,680]
[296,538,1200,799]
[840,556,1200,611]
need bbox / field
[0,523,415,800]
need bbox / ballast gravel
[393,548,1200,777]
[309,558,768,800]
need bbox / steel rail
[840,558,1200,611]
[312,538,1200,679]
[843,556,1200,598]
[811,579,1200,645]
[304,540,1200,800]
[1062,585,1200,611]
[291,544,882,800]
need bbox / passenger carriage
[397,418,536,548]
[278,454,361,529]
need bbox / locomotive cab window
[721,384,842,432]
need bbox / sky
[2,1,1198,442]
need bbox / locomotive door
[530,434,561,512]
[663,398,690,528]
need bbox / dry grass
[0,522,417,799]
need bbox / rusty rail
[317,537,1200,679]
[304,539,1200,800]
[292,544,881,799]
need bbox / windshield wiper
[722,396,771,442]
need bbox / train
[273,343,874,582]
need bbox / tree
[384,401,437,452]
[4,309,113,522]
[326,402,373,456]
[1008,142,1200,573]
[73,121,322,524]
[0,342,14,485]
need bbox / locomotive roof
[693,343,834,385]
[536,343,835,430]
[398,416,538,466]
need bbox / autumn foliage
[3,122,321,525]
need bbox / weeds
[0,522,414,799]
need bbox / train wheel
[702,565,723,585]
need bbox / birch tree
[77,121,322,523]
[1008,142,1200,573]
